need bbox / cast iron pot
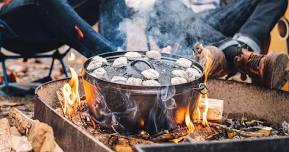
[82,51,205,134]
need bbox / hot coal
[87,53,202,86]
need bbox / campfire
[39,49,288,152]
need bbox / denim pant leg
[37,0,117,58]
[199,0,288,52]
[98,0,128,49]
[239,0,288,48]
[198,0,259,38]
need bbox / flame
[193,44,213,127]
[202,94,209,126]
[193,96,202,123]
[175,107,186,124]
[185,105,194,134]
[60,67,80,118]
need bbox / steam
[147,86,177,133]
[119,0,226,58]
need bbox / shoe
[194,43,227,78]
[234,48,289,89]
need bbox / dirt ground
[0,47,86,118]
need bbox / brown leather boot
[194,44,228,78]
[234,49,289,89]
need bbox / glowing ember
[175,107,186,124]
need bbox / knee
[277,0,288,17]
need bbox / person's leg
[37,0,117,57]
[98,0,128,49]
[237,0,288,50]
[198,0,259,38]
[199,0,289,88]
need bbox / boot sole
[266,53,289,89]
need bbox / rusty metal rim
[35,79,113,152]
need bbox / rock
[172,70,188,79]
[91,68,107,79]
[171,77,187,85]
[186,68,202,81]
[126,77,142,86]
[9,135,33,152]
[141,69,160,80]
[176,58,192,68]
[146,50,161,60]
[111,76,127,84]
[142,80,161,86]
[112,57,128,68]
[87,56,107,71]
[124,52,142,60]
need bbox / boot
[194,43,228,78]
[234,48,289,89]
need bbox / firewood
[199,98,224,122]
[8,108,33,135]
[151,127,189,142]
[0,118,11,152]
[209,122,272,138]
[8,108,63,152]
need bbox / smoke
[119,0,227,58]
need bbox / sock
[222,45,242,70]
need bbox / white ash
[124,52,142,60]
[186,68,202,81]
[172,70,188,79]
[112,57,128,67]
[126,77,142,86]
[91,68,107,79]
[87,56,107,71]
[142,80,161,86]
[146,50,161,60]
[111,76,127,84]
[176,58,192,68]
[171,77,188,85]
[141,69,160,80]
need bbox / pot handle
[130,59,155,72]
[193,83,208,95]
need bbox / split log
[0,118,11,152]
[209,122,272,138]
[8,108,63,152]
[199,98,224,122]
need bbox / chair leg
[48,58,55,78]
[1,61,9,88]
[59,58,68,77]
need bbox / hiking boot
[194,43,228,78]
[234,49,289,89]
